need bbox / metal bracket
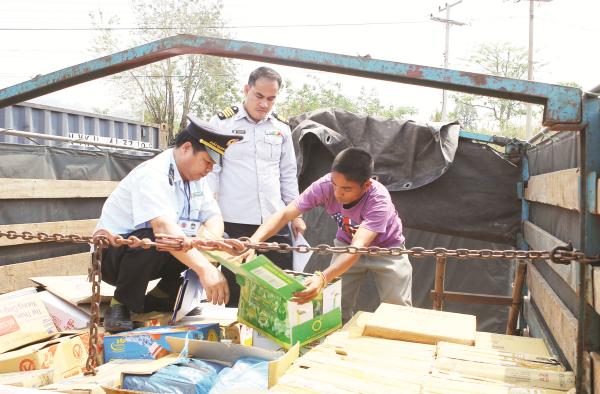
[587,171,597,214]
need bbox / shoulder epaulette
[272,112,289,125]
[217,106,239,120]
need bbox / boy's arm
[292,227,377,304]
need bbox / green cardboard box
[206,253,342,349]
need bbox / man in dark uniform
[96,116,242,332]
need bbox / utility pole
[431,1,465,121]
[524,0,552,139]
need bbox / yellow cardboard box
[0,333,88,381]
[0,288,58,354]
[363,304,477,346]
[0,368,54,388]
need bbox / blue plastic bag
[209,356,270,393]
[123,358,221,394]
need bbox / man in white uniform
[96,116,242,332]
[208,66,305,306]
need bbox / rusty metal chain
[84,243,104,375]
[1,229,598,264]
[2,227,599,376]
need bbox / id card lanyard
[178,180,200,237]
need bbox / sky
[1,0,599,125]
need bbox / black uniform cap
[184,115,243,165]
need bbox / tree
[278,75,416,119]
[450,94,479,130]
[90,0,241,142]
[452,42,541,135]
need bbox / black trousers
[101,228,187,313]
[223,222,293,307]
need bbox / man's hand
[197,264,229,305]
[291,275,324,304]
[232,247,255,264]
[291,217,307,238]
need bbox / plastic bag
[209,356,269,393]
[123,358,221,394]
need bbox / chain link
[2,227,599,376]
[84,244,103,375]
[1,229,598,264]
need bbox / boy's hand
[291,275,324,304]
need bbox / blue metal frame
[0,34,582,126]
[577,95,600,392]
[0,34,596,390]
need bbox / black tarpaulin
[289,108,521,332]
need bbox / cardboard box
[97,338,298,393]
[0,333,88,381]
[0,288,58,354]
[37,291,89,331]
[0,368,54,388]
[224,322,253,347]
[253,330,283,351]
[172,337,298,389]
[363,303,476,345]
[41,356,179,394]
[434,356,575,391]
[437,341,564,371]
[475,331,552,358]
[207,253,342,349]
[103,323,220,362]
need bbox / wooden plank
[429,290,513,306]
[523,220,572,289]
[0,178,118,199]
[0,219,98,246]
[595,267,600,316]
[523,220,594,306]
[524,168,579,211]
[591,352,600,394]
[0,253,90,293]
[526,263,578,369]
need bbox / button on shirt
[96,149,221,235]
[207,105,299,225]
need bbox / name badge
[178,219,201,237]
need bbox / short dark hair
[173,128,207,154]
[248,67,282,89]
[331,148,374,184]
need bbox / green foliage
[90,0,240,141]
[277,76,416,119]
[452,42,541,136]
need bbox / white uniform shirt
[96,148,221,235]
[207,105,299,225]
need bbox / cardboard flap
[207,253,305,299]
[167,337,298,390]
[203,251,244,276]
[29,275,116,305]
[268,342,299,388]
[167,337,280,362]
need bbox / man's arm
[150,215,229,305]
[201,214,224,239]
[292,227,378,304]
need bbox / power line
[0,20,431,31]
[431,1,465,121]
